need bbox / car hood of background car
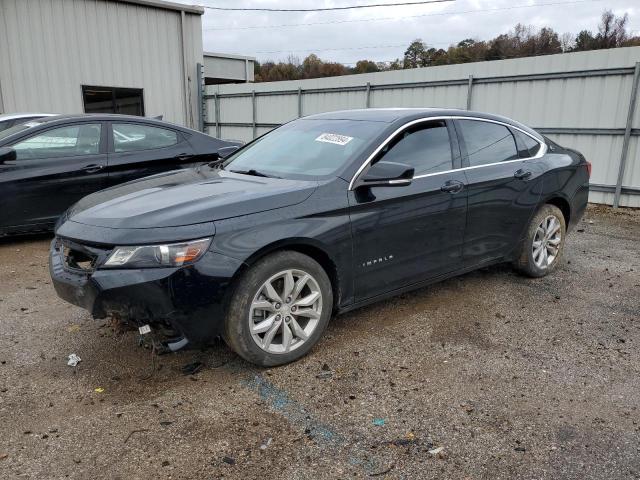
[64,168,318,230]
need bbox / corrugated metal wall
[205,47,640,207]
[0,0,203,128]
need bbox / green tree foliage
[403,39,430,68]
[253,9,640,82]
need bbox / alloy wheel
[249,269,323,354]
[532,214,562,269]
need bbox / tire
[513,204,567,278]
[223,250,333,367]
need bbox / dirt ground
[0,204,638,480]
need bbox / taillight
[586,161,592,178]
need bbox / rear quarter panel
[538,149,589,231]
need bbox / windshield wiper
[229,169,280,178]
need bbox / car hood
[65,167,318,229]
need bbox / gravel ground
[0,205,638,480]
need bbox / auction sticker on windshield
[315,133,353,146]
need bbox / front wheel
[223,251,333,367]
[514,204,566,278]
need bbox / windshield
[0,120,46,142]
[223,118,387,179]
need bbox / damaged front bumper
[49,237,244,346]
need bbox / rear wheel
[514,204,566,278]
[223,251,333,366]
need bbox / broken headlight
[103,238,212,268]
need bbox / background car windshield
[0,121,45,142]
[223,119,386,179]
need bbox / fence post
[466,75,474,110]
[252,90,257,139]
[365,82,371,108]
[196,63,205,132]
[614,62,640,208]
[297,87,303,117]
[214,92,221,138]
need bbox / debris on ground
[181,361,203,375]
[428,446,444,455]
[373,418,386,427]
[66,353,81,367]
[260,437,273,450]
[124,429,150,443]
[222,456,236,465]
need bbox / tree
[594,10,628,49]
[532,27,562,55]
[251,9,637,82]
[354,60,379,74]
[388,58,404,70]
[403,39,429,68]
[560,32,574,52]
[574,30,595,51]
[426,48,449,66]
[302,54,323,79]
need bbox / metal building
[204,52,256,85]
[0,0,205,129]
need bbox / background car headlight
[103,238,212,268]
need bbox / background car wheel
[514,204,567,278]
[223,250,333,367]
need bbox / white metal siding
[206,47,640,207]
[0,0,203,127]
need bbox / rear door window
[458,119,518,166]
[112,123,179,153]
[376,120,453,176]
[12,124,102,160]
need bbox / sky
[175,0,639,65]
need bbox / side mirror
[357,161,414,188]
[217,145,240,160]
[0,147,16,165]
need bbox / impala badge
[362,255,394,268]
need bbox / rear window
[112,123,179,152]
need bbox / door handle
[440,180,464,194]
[177,153,193,161]
[514,169,532,180]
[83,164,104,174]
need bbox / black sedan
[0,114,239,235]
[50,108,590,366]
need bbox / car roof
[0,113,214,145]
[0,113,57,121]
[303,108,542,140]
[32,113,173,124]
[18,113,201,133]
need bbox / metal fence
[204,47,640,208]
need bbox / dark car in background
[0,114,240,235]
[49,108,590,366]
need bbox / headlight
[103,237,212,268]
